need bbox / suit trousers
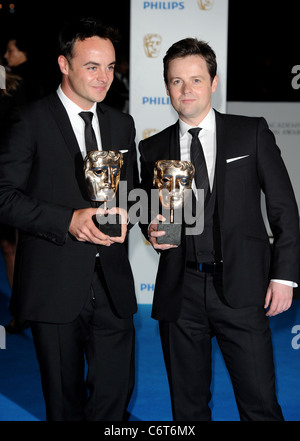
[159,267,284,421]
[31,268,135,421]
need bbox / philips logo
[142,97,170,105]
[141,283,155,292]
[144,1,185,9]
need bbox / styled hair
[163,38,217,85]
[58,17,119,61]
[155,159,194,173]
[84,150,124,168]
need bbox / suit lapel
[48,93,81,160]
[214,110,227,224]
[47,92,91,203]
[169,121,181,159]
[97,105,112,150]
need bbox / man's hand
[148,214,178,251]
[264,281,293,317]
[69,207,128,246]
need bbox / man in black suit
[139,38,300,420]
[0,18,138,421]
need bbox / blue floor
[0,251,300,421]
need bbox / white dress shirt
[179,107,216,192]
[179,108,296,288]
[56,86,102,157]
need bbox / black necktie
[79,111,98,153]
[189,127,210,201]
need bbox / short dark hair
[163,38,217,85]
[7,35,31,57]
[58,17,119,61]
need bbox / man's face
[154,160,194,209]
[58,36,115,109]
[166,55,218,126]
[4,40,26,67]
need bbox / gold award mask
[154,159,195,211]
[84,150,123,204]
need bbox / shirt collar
[179,107,215,137]
[57,85,97,116]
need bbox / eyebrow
[83,61,116,67]
[170,74,205,80]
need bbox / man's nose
[96,68,108,83]
[182,82,191,94]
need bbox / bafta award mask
[153,160,194,245]
[154,160,194,210]
[84,150,123,203]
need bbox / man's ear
[211,74,218,94]
[57,55,69,75]
[165,82,170,97]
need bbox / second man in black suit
[139,38,300,421]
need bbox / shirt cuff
[271,279,298,288]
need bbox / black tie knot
[188,127,201,138]
[79,111,94,125]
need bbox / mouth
[181,98,196,104]
[92,85,107,93]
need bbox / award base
[157,222,181,245]
[93,214,121,237]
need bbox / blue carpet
[0,251,300,421]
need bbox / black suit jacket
[0,92,138,322]
[139,110,300,321]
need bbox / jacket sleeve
[256,117,300,283]
[0,108,74,245]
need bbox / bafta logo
[197,0,214,10]
[142,128,159,139]
[143,34,162,58]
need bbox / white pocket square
[226,155,250,163]
[119,149,128,153]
